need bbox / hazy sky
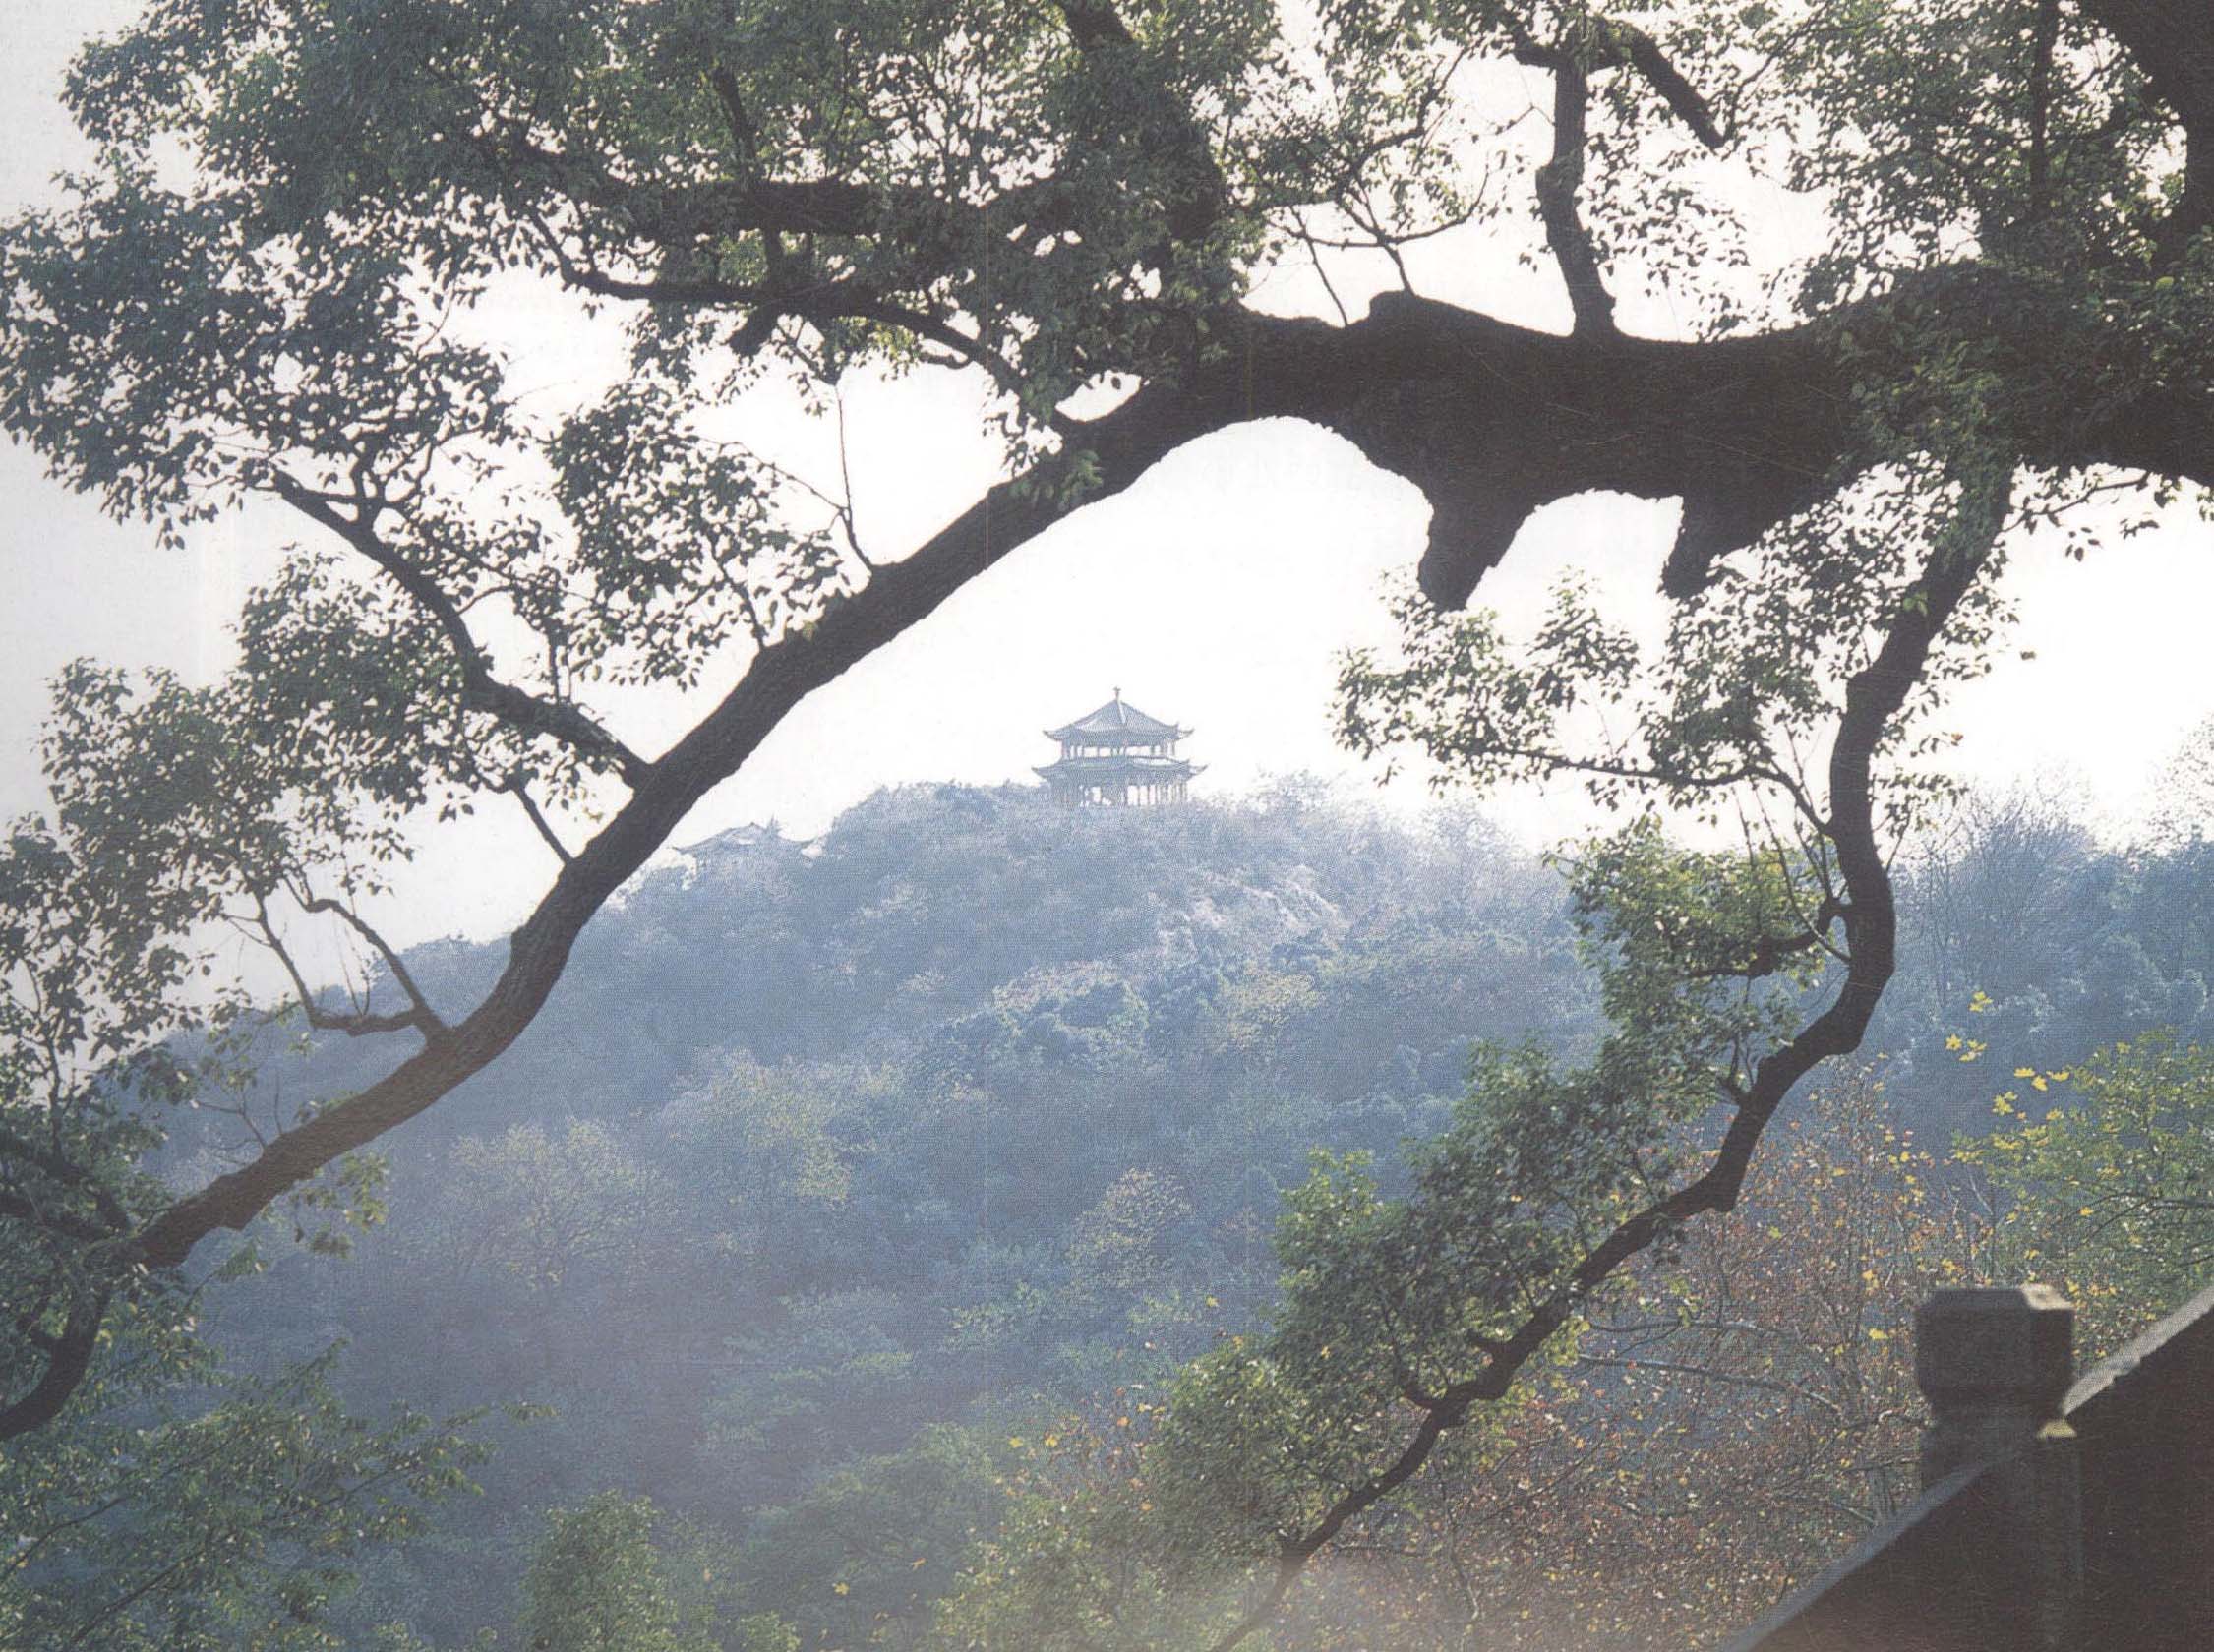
[4,7,2212,964]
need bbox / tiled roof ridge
[1046,688,1187,741]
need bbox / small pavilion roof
[1046,690,1188,743]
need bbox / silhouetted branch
[1202,483,2007,1652]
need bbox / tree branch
[1202,479,2007,1652]
[1053,0,1227,246]
[1515,18,1728,152]
[1610,22,1727,149]
[290,883,448,1036]
[11,266,2209,1439]
[253,893,434,1040]
[0,1124,133,1233]
[101,375,1227,1298]
[2076,0,2214,253]
[2028,0,2063,222]
[0,1292,107,1437]
[269,474,652,788]
[705,65,795,286]
[499,771,574,865]
[1528,46,1618,337]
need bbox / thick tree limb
[1612,23,1728,149]
[1510,13,1725,330]
[11,259,2214,1433]
[0,1293,107,1438]
[1272,276,2214,602]
[2073,0,2214,253]
[116,378,1229,1284]
[1529,51,1618,336]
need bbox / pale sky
[4,7,2212,967]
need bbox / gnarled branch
[2077,0,2214,251]
[12,257,2214,1436]
[1202,476,2008,1652]
[290,881,448,1037]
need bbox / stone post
[1914,1285,2083,1650]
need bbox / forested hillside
[20,1,2214,1645]
[196,784,1584,1644]
[170,781,2213,1648]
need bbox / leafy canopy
[11,0,2214,1637]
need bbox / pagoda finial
[1113,685,1121,702]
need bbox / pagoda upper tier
[1044,691,1189,749]
[1037,690,1200,806]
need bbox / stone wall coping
[1716,1275,2214,1652]
[2063,1277,2214,1422]
[1708,1464,1998,1652]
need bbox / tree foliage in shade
[516,1493,741,1652]
[1299,1066,1975,1651]
[733,1426,1009,1651]
[922,1069,1967,1651]
[927,1046,2214,1651]
[10,0,2214,1631]
[1,1333,496,1652]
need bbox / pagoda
[1036,689,1202,807]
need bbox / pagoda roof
[1035,753,1202,781]
[1046,691,1188,743]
